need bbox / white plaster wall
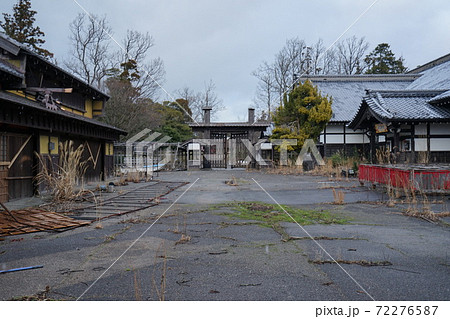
[325,125,344,134]
[415,138,427,151]
[430,123,450,134]
[430,138,450,151]
[415,124,427,135]
[346,134,367,144]
[326,135,344,144]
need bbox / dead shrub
[35,141,89,202]
[332,188,345,205]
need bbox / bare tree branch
[336,36,369,74]
[65,13,112,89]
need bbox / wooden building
[348,90,450,163]
[302,52,450,163]
[301,74,419,157]
[188,108,270,169]
[0,33,125,202]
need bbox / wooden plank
[8,135,32,169]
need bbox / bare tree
[284,37,307,81]
[252,36,369,118]
[175,82,224,122]
[335,36,369,74]
[175,86,201,122]
[251,61,276,119]
[198,80,224,121]
[102,78,163,139]
[65,13,112,89]
[114,30,165,99]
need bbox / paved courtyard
[0,170,449,300]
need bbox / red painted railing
[359,164,450,190]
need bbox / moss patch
[219,202,348,227]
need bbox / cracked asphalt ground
[0,170,449,300]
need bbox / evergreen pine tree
[1,0,53,58]
[271,80,332,152]
[365,43,406,74]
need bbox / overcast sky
[1,0,450,121]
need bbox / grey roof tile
[0,58,24,79]
[305,75,416,122]
[364,90,450,121]
[428,89,450,103]
[407,59,450,90]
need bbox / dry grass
[383,177,449,223]
[125,170,143,183]
[266,165,303,175]
[175,234,191,245]
[152,242,167,301]
[225,175,239,186]
[133,269,142,301]
[35,141,89,202]
[311,259,392,267]
[332,188,345,205]
[417,151,430,164]
[376,147,391,164]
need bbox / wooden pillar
[393,125,400,154]
[427,122,431,156]
[410,123,415,163]
[323,126,327,158]
[343,124,347,156]
[370,127,376,163]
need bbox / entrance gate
[205,133,227,169]
[202,131,251,169]
[230,132,249,168]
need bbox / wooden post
[410,123,415,163]
[343,124,347,157]
[370,127,376,164]
[427,122,431,161]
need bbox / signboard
[375,124,388,133]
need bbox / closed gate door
[208,133,227,168]
[231,132,249,168]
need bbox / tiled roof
[190,122,269,128]
[407,59,450,90]
[304,75,418,122]
[428,90,450,103]
[0,32,109,99]
[363,90,450,121]
[0,58,24,79]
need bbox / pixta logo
[124,129,172,172]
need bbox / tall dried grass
[376,147,391,164]
[332,188,345,205]
[35,141,89,202]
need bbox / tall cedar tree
[365,43,406,74]
[1,0,53,58]
[271,80,332,152]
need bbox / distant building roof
[302,75,419,122]
[406,58,450,90]
[407,52,450,74]
[348,90,450,129]
[190,122,269,128]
